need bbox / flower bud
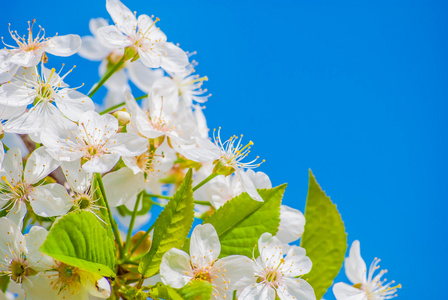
[213,159,235,176]
[112,109,131,126]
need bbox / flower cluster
[0,1,401,299]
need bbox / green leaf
[138,169,195,277]
[300,170,347,299]
[40,211,116,277]
[0,275,9,293]
[201,184,285,257]
[148,282,183,300]
[177,280,213,300]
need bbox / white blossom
[333,241,401,300]
[41,110,148,173]
[239,233,315,300]
[96,0,188,73]
[0,20,81,82]
[160,224,255,300]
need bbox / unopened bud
[129,231,151,257]
[213,159,235,176]
[112,110,130,126]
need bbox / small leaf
[300,170,347,299]
[148,282,183,300]
[177,280,213,300]
[138,169,195,277]
[201,184,285,257]
[40,211,116,277]
[0,275,9,293]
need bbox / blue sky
[3,0,447,298]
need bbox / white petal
[333,282,367,300]
[2,147,23,186]
[61,161,92,194]
[0,217,25,257]
[22,276,59,300]
[258,233,284,269]
[82,276,111,298]
[178,138,220,163]
[0,104,26,120]
[239,283,275,300]
[97,25,132,48]
[276,205,305,244]
[5,102,63,135]
[82,153,120,173]
[160,248,193,288]
[277,278,316,300]
[5,202,27,228]
[137,15,167,42]
[8,49,43,67]
[159,42,189,73]
[45,35,82,56]
[0,83,34,107]
[282,246,312,277]
[127,61,164,93]
[106,133,148,157]
[24,147,59,184]
[345,240,367,285]
[190,224,221,267]
[102,167,145,207]
[78,35,110,61]
[237,170,263,202]
[138,48,162,69]
[79,110,118,142]
[106,0,137,36]
[28,184,72,217]
[90,18,110,36]
[212,255,256,290]
[244,169,272,189]
[55,89,95,121]
[25,226,55,270]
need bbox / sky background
[3,0,447,299]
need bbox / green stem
[192,173,218,192]
[88,57,126,98]
[3,144,9,151]
[94,173,124,258]
[130,221,156,256]
[123,192,143,255]
[98,94,149,115]
[144,193,171,200]
[194,200,212,206]
[135,94,148,101]
[99,102,126,115]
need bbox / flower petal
[159,42,189,73]
[55,89,95,121]
[78,36,110,61]
[127,60,164,93]
[190,223,221,267]
[97,25,132,48]
[333,282,367,300]
[160,248,193,288]
[106,133,148,157]
[45,35,82,56]
[24,147,59,184]
[28,184,72,217]
[102,167,145,207]
[237,170,263,202]
[106,0,137,36]
[276,205,305,244]
[345,240,367,285]
[9,49,43,67]
[239,283,275,300]
[277,278,316,300]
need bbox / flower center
[1,176,29,203]
[194,269,212,283]
[2,19,48,52]
[53,263,82,295]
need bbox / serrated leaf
[300,170,347,299]
[40,211,116,277]
[201,184,285,257]
[139,169,195,277]
[177,280,213,300]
